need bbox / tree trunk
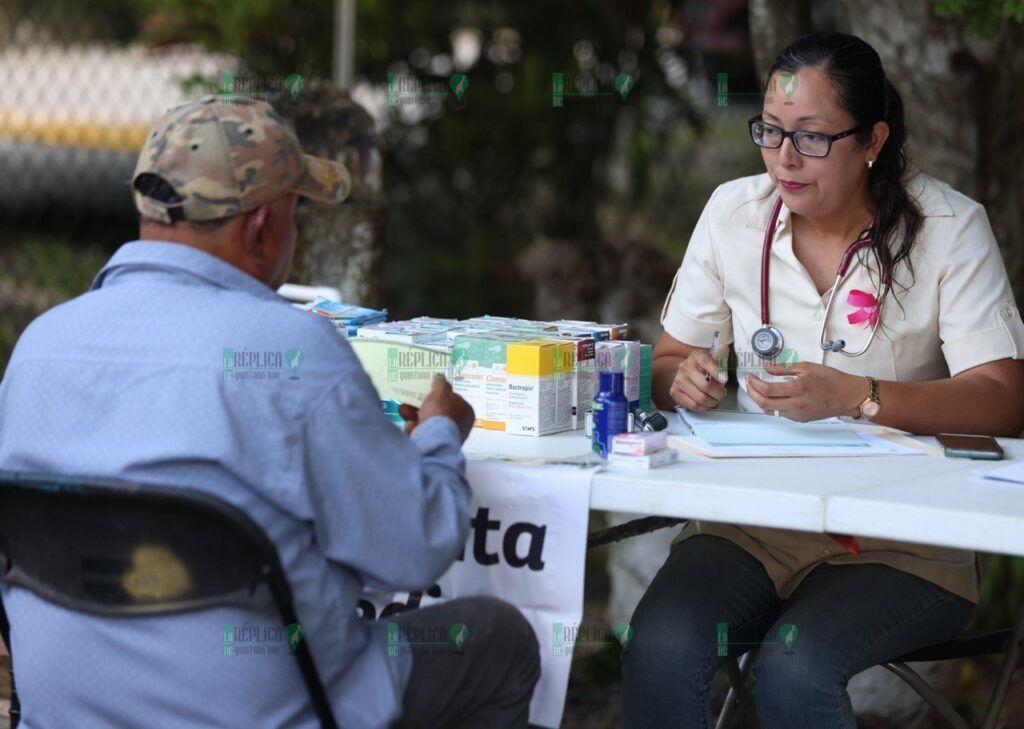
[843,1,1024,300]
[748,0,814,83]
[275,81,387,307]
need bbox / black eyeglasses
[748,116,865,158]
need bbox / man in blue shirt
[0,97,539,728]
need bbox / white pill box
[748,367,797,383]
[607,449,679,470]
[611,431,668,457]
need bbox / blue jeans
[621,534,976,728]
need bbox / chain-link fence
[0,3,236,220]
[0,2,245,364]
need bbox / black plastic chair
[714,597,1024,729]
[0,472,338,729]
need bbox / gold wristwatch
[857,376,881,420]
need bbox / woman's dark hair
[767,31,922,305]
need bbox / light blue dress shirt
[0,241,471,728]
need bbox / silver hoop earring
[867,158,874,169]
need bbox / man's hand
[400,376,475,442]
[397,404,422,437]
[745,362,865,421]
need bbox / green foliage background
[935,0,1024,35]
[21,0,748,319]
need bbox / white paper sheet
[973,460,1024,484]
[676,407,866,447]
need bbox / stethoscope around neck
[751,196,890,360]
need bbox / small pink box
[611,430,668,456]
[608,449,679,470]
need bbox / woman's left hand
[745,362,865,421]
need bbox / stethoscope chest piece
[751,325,784,359]
[754,195,884,361]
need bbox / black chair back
[0,472,338,728]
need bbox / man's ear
[241,204,272,275]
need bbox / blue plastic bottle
[593,371,628,458]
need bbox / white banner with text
[360,460,595,728]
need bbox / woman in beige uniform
[622,31,1024,729]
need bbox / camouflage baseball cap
[132,95,351,223]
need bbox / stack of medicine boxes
[321,307,653,438]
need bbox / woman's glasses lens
[794,132,829,156]
[751,121,778,147]
[750,121,830,157]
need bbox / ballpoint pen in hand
[705,330,720,383]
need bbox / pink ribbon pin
[847,289,879,326]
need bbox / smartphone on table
[935,433,1004,461]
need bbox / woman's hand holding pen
[671,348,729,411]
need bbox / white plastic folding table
[463,417,1024,558]
[462,416,1024,729]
